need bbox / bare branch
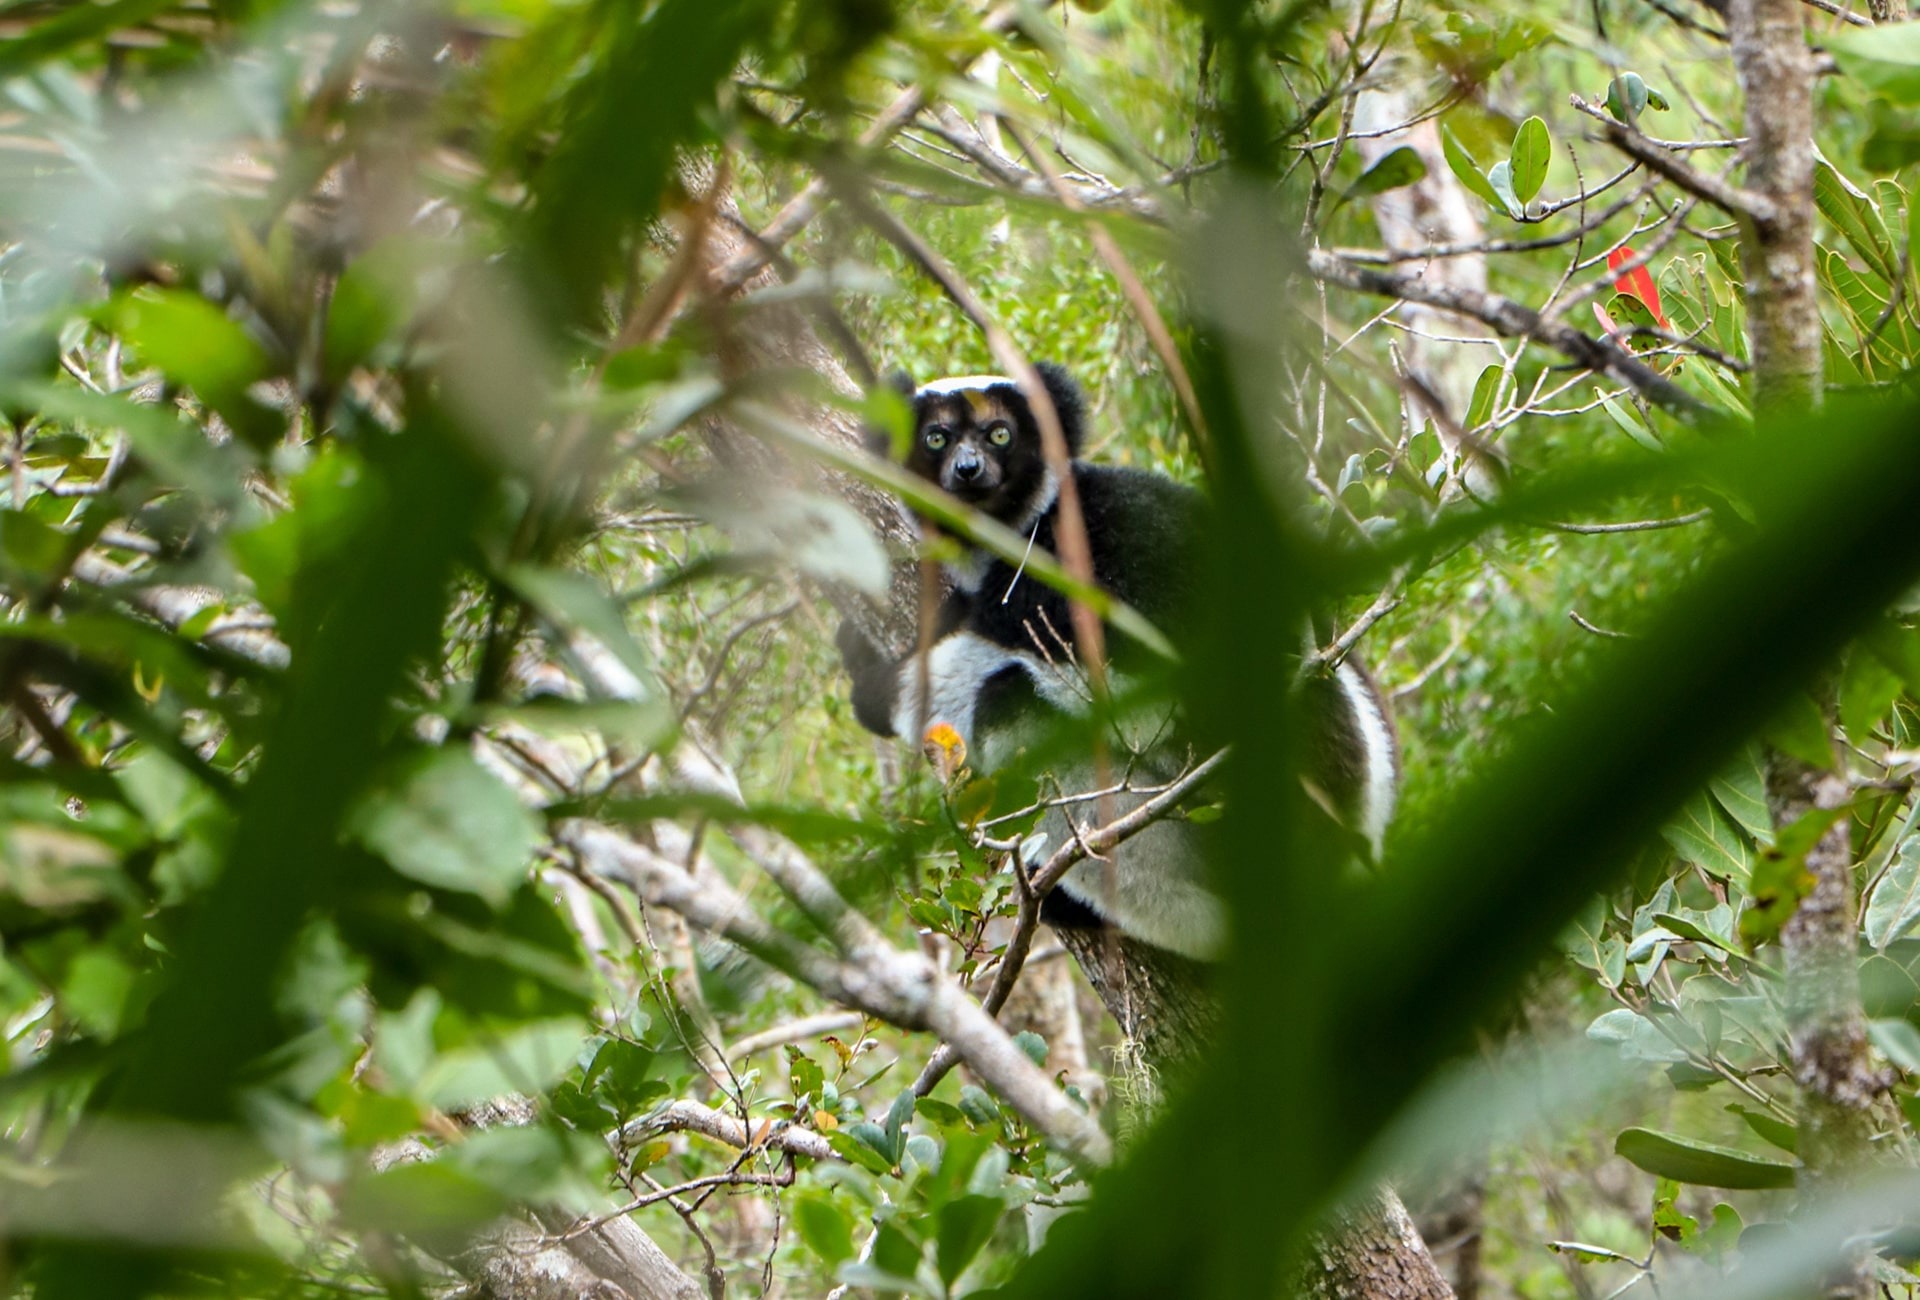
[1302,249,1709,418]
[725,1012,866,1061]
[1570,95,1776,225]
[627,1099,837,1162]
[563,821,1114,1167]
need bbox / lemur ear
[1033,362,1086,456]
[866,371,918,458]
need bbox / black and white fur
[838,365,1397,959]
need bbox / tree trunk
[1730,4,1883,1295]
[1056,926,1454,1299]
[1729,0,1821,413]
[1768,756,1883,1298]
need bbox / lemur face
[902,374,1064,526]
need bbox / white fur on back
[890,634,1016,745]
[890,634,1086,748]
[1334,660,1398,856]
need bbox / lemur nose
[953,451,982,481]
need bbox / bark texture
[1294,1188,1463,1300]
[1729,0,1821,411]
[1730,6,1881,1293]
[1768,758,1884,1298]
[376,1101,707,1300]
[1055,925,1453,1299]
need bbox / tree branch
[1303,249,1710,418]
[1570,95,1777,224]
[562,820,1114,1167]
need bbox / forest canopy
[1,0,1919,1297]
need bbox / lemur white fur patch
[1056,811,1223,960]
[888,633,1084,750]
[1335,659,1398,856]
[916,375,1015,397]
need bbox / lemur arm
[835,619,902,737]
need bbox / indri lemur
[837,365,1398,959]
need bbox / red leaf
[1593,301,1621,338]
[1607,246,1668,328]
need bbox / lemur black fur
[837,365,1398,959]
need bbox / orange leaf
[1607,246,1668,328]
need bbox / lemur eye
[924,427,949,451]
[986,423,1013,446]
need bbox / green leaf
[1614,1127,1795,1189]
[1867,838,1920,949]
[1765,691,1834,770]
[883,1091,915,1163]
[1708,746,1773,843]
[845,1121,897,1170]
[1862,102,1920,173]
[957,1085,1000,1126]
[346,749,542,906]
[936,1194,1004,1287]
[827,1130,894,1176]
[686,482,889,599]
[415,1019,587,1110]
[1587,1008,1688,1063]
[1814,156,1901,284]
[1651,911,1736,953]
[1661,791,1754,885]
[1441,126,1504,209]
[1869,1017,1920,1073]
[870,1221,922,1279]
[106,289,273,443]
[1652,1178,1696,1243]
[324,238,427,383]
[1465,365,1500,431]
[584,1039,662,1117]
[1547,1240,1642,1264]
[17,382,253,509]
[1725,1104,1798,1155]
[60,949,135,1039]
[1510,116,1551,203]
[1741,807,1844,947]
[793,1194,855,1266]
[1565,909,1628,987]
[527,0,774,318]
[1598,389,1662,452]
[1605,73,1651,122]
[340,1162,510,1255]
[1012,1031,1048,1067]
[1343,145,1428,206]
[788,1049,826,1106]
[1828,22,1920,105]
[1485,159,1522,219]
[503,564,658,687]
[1841,647,1904,741]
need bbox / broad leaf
[346,749,543,905]
[1510,116,1550,203]
[1614,1127,1795,1189]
